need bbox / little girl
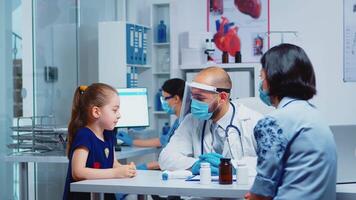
[63,83,136,200]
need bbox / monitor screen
[116,88,149,128]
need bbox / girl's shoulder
[76,127,93,137]
[73,127,95,144]
[69,127,95,157]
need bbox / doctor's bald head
[194,66,232,90]
[191,66,232,122]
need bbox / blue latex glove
[191,160,202,175]
[191,159,220,176]
[211,166,219,176]
[159,134,169,147]
[137,163,148,170]
[116,131,133,146]
[199,153,223,168]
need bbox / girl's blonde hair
[66,83,117,158]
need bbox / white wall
[78,0,356,125]
[170,0,207,78]
[270,0,356,125]
[146,0,356,125]
[78,0,117,85]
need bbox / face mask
[190,99,213,120]
[258,80,272,106]
[161,99,175,115]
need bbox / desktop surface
[330,125,356,184]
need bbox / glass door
[33,0,78,199]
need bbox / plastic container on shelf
[157,20,167,43]
[155,89,163,111]
[160,50,170,72]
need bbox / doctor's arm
[249,117,287,199]
[158,118,197,171]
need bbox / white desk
[71,170,251,199]
[337,184,356,200]
[71,171,356,200]
[4,146,158,200]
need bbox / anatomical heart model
[209,0,268,63]
[213,16,241,57]
[234,0,262,19]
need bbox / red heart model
[235,0,261,19]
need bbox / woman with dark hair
[247,44,337,200]
[116,78,185,170]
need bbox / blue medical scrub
[159,119,180,147]
[250,97,337,200]
[63,127,116,200]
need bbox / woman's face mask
[160,96,176,115]
[258,79,272,106]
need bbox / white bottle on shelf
[160,50,170,72]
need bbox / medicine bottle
[219,158,232,184]
[236,160,249,185]
[200,162,211,185]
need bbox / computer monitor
[116,88,149,128]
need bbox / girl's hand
[114,162,136,178]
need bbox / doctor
[158,67,263,174]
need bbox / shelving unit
[97,7,175,133]
[152,72,170,75]
[150,2,172,132]
[152,111,168,115]
[153,42,170,46]
[98,21,152,88]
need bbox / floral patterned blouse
[250,97,337,200]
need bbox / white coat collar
[215,102,233,131]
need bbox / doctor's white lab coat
[158,101,263,172]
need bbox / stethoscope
[200,102,244,160]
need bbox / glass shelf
[153,42,170,46]
[152,72,170,75]
[126,64,152,68]
[153,111,168,115]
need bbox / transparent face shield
[178,81,231,122]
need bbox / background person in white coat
[158,67,263,175]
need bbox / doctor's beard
[210,98,223,121]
